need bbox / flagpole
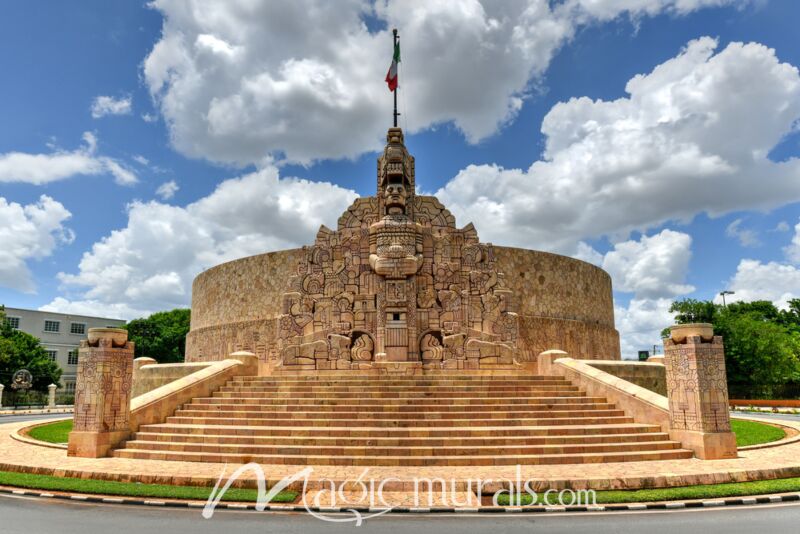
[393,28,398,128]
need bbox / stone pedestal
[68,328,134,458]
[47,384,57,408]
[663,324,737,460]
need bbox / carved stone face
[384,183,407,214]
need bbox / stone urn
[669,323,713,343]
[87,327,128,347]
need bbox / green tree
[0,306,63,390]
[667,298,800,389]
[124,309,191,363]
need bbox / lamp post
[720,290,735,307]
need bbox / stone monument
[68,328,134,458]
[276,128,519,372]
[663,323,737,459]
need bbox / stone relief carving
[276,127,520,370]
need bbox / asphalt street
[1,492,799,534]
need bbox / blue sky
[1,0,800,357]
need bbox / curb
[2,486,799,514]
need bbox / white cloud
[0,132,138,186]
[603,229,694,299]
[718,259,800,309]
[713,217,800,309]
[437,37,800,254]
[91,95,132,118]
[133,155,150,166]
[615,298,674,359]
[0,195,74,293]
[156,180,179,200]
[775,221,791,232]
[143,0,737,165]
[141,113,158,123]
[577,230,694,358]
[726,218,760,247]
[38,297,145,321]
[784,219,800,264]
[45,165,357,318]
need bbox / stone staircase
[113,373,693,466]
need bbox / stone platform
[3,415,800,493]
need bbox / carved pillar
[663,323,737,460]
[68,328,134,458]
[47,384,57,408]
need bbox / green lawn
[27,419,72,444]
[495,476,800,505]
[731,419,786,447]
[0,470,297,503]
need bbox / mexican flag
[385,41,400,91]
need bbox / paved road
[0,412,70,423]
[1,493,799,534]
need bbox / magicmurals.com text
[203,464,597,525]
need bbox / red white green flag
[385,41,400,91]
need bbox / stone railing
[538,324,737,460]
[67,328,258,458]
[132,359,215,398]
[538,351,671,431]
[582,359,666,396]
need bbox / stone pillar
[0,384,4,407]
[663,323,737,460]
[68,328,134,458]
[47,384,57,408]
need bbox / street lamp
[720,290,735,307]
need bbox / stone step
[131,431,672,447]
[120,439,683,457]
[164,415,636,427]
[229,378,569,386]
[136,422,663,438]
[211,390,587,400]
[113,448,694,466]
[216,385,580,393]
[182,402,618,413]
[172,408,626,420]
[191,395,605,406]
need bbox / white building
[2,307,125,394]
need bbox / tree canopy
[0,306,62,390]
[667,299,800,387]
[124,309,191,363]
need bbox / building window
[6,316,20,329]
[64,382,76,394]
[68,350,79,365]
[45,350,58,362]
[44,320,60,333]
[70,322,86,335]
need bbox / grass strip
[27,420,72,444]
[495,476,800,506]
[0,470,297,503]
[731,419,786,447]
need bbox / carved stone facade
[186,129,622,365]
[663,327,737,459]
[275,128,518,370]
[68,328,134,458]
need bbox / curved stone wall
[186,245,621,363]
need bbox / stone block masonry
[68,328,134,458]
[664,324,737,460]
